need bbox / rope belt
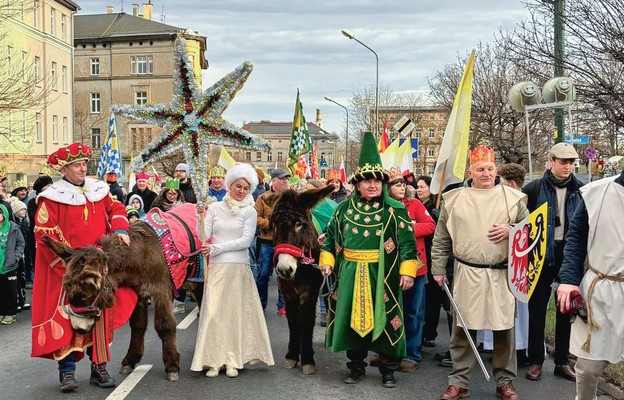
[582,266,624,352]
[455,256,508,270]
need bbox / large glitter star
[112,38,270,203]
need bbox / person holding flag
[287,89,312,176]
[431,146,529,400]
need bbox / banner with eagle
[508,202,548,303]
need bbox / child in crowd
[0,204,26,325]
[128,194,146,217]
[10,198,30,311]
[127,206,140,224]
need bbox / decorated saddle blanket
[143,203,203,289]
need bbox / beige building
[0,0,79,185]
[73,3,208,178]
[241,117,339,179]
[377,105,449,176]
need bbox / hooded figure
[127,194,146,217]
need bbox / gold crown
[352,162,388,183]
[210,165,226,177]
[469,146,495,165]
[386,166,404,182]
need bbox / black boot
[343,368,365,384]
[59,371,78,393]
[382,372,397,388]
[90,362,116,388]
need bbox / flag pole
[436,160,448,208]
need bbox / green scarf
[0,204,10,273]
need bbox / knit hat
[126,206,139,219]
[351,131,388,184]
[175,163,189,174]
[225,163,259,191]
[33,175,53,194]
[10,198,26,215]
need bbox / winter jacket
[208,187,226,201]
[329,185,350,203]
[523,171,583,269]
[108,181,125,203]
[255,190,279,241]
[1,221,25,274]
[179,178,197,204]
[402,198,436,276]
[125,188,156,212]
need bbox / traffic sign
[394,115,415,137]
[584,147,596,159]
[565,135,589,145]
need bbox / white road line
[106,364,152,400]
[176,306,199,330]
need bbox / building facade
[377,105,449,176]
[73,3,208,179]
[0,0,79,185]
[241,119,339,179]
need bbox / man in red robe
[31,143,132,392]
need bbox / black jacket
[179,178,197,204]
[108,182,125,203]
[125,188,157,210]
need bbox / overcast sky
[75,0,530,135]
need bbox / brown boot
[440,385,470,399]
[554,364,576,381]
[525,364,542,381]
[496,382,518,400]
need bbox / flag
[127,152,136,191]
[377,122,389,152]
[97,113,122,180]
[508,203,548,303]
[430,50,475,195]
[287,89,312,175]
[151,165,162,183]
[294,155,308,178]
[310,143,320,179]
[380,137,400,169]
[339,159,347,183]
[397,138,413,175]
[218,146,236,170]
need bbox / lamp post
[324,96,349,175]
[341,29,379,138]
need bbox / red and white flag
[339,158,347,183]
[311,143,320,179]
[151,165,163,183]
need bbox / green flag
[287,89,312,176]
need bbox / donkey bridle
[61,261,110,319]
[274,243,316,265]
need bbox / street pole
[341,29,379,139]
[554,0,565,143]
[324,96,349,175]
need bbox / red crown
[47,143,93,171]
[469,146,495,165]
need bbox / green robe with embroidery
[320,193,419,358]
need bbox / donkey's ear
[41,236,73,260]
[298,185,334,210]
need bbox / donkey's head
[42,236,118,334]
[270,185,334,280]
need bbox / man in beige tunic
[432,146,529,400]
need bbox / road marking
[176,306,199,330]
[106,364,152,400]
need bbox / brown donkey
[42,220,203,382]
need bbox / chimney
[132,4,139,16]
[106,5,113,14]
[142,2,152,20]
[316,108,322,128]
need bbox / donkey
[42,219,203,382]
[270,185,334,375]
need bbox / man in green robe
[319,132,419,388]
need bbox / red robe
[31,177,135,360]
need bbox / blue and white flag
[97,113,122,180]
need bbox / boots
[59,371,78,393]
[90,362,117,388]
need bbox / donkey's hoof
[119,365,134,375]
[302,364,316,375]
[167,371,180,381]
[283,359,298,369]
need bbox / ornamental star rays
[112,38,270,203]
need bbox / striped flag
[287,89,312,175]
[97,113,122,180]
[310,143,320,179]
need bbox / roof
[58,0,80,11]
[242,121,337,138]
[74,13,183,40]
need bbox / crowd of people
[0,137,620,400]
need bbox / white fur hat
[224,163,259,191]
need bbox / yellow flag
[217,146,236,170]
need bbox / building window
[91,93,101,113]
[277,151,283,161]
[267,152,272,162]
[428,165,435,175]
[91,128,101,149]
[61,14,66,41]
[62,117,68,143]
[52,115,58,143]
[415,128,422,138]
[22,111,27,141]
[428,148,435,157]
[130,55,153,75]
[256,151,262,161]
[245,151,251,161]
[61,65,67,92]
[33,1,39,28]
[34,56,40,85]
[428,128,435,138]
[21,51,27,82]
[267,168,273,176]
[91,58,99,75]
[51,62,57,90]
[135,91,147,105]
[50,8,56,36]
[35,112,41,142]
[321,169,326,179]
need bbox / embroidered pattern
[354,214,361,220]
[373,202,380,209]
[384,238,396,253]
[391,315,402,330]
[374,214,381,221]
[399,221,405,229]
[351,261,374,337]
[363,230,370,237]
[363,216,371,223]
[364,204,371,211]
[351,227,359,234]
[376,229,382,236]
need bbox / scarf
[0,204,10,272]
[547,169,573,188]
[223,193,254,215]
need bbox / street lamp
[341,29,379,138]
[324,96,349,175]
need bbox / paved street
[0,279,612,400]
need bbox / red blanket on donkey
[143,203,203,289]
